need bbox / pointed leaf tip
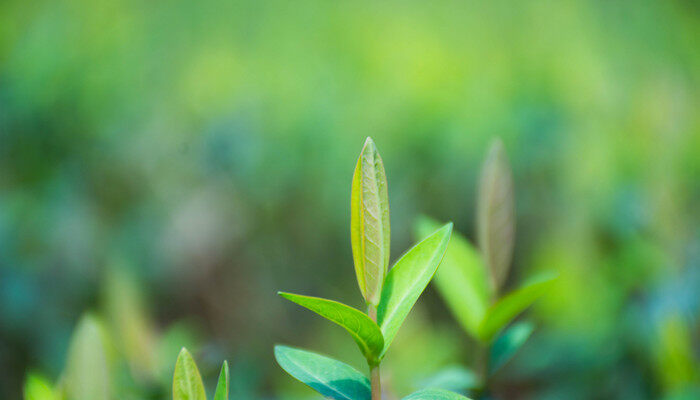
[351,137,390,306]
[213,360,229,400]
[173,347,206,400]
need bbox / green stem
[368,305,381,400]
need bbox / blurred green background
[1,0,699,398]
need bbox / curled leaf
[351,137,390,306]
[477,138,515,292]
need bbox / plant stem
[368,304,381,400]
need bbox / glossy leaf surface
[274,345,370,400]
[415,216,490,338]
[279,292,384,362]
[213,360,229,400]
[478,273,556,341]
[403,389,473,400]
[489,321,534,374]
[173,348,206,400]
[62,314,110,400]
[477,138,515,292]
[377,223,452,357]
[351,137,390,306]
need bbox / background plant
[275,138,465,400]
[415,139,556,398]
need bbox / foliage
[275,138,467,400]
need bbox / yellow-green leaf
[213,360,229,400]
[351,137,390,306]
[415,216,490,338]
[274,345,370,400]
[279,292,384,362]
[477,138,515,292]
[61,314,110,400]
[377,223,452,357]
[24,372,55,400]
[478,273,556,342]
[173,348,206,400]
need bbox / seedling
[415,138,556,397]
[275,137,470,400]
[172,347,229,400]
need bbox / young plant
[172,347,229,400]
[275,137,468,400]
[415,138,556,397]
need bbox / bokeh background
[1,0,699,399]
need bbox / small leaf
[274,345,370,400]
[173,348,206,400]
[477,138,515,292]
[62,314,110,400]
[24,372,55,400]
[213,361,229,400]
[489,321,534,374]
[478,273,556,342]
[418,366,480,392]
[279,292,384,362]
[351,137,391,306]
[403,389,473,400]
[415,216,490,338]
[377,223,452,357]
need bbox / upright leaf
[415,216,490,338]
[213,361,229,400]
[279,292,384,362]
[403,389,472,400]
[173,348,206,400]
[377,223,452,357]
[477,138,515,292]
[61,314,110,400]
[351,137,390,306]
[478,273,556,342]
[24,373,55,400]
[489,321,534,374]
[274,345,370,400]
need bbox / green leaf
[213,360,229,400]
[403,389,473,400]
[418,366,480,392]
[377,223,452,357]
[477,138,515,292]
[415,216,490,338]
[62,314,110,400]
[173,348,206,400]
[489,321,534,374]
[279,292,384,362]
[351,137,391,306]
[478,273,556,342]
[24,373,55,400]
[274,345,370,400]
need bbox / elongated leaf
[351,137,390,306]
[274,345,370,400]
[418,366,480,392]
[478,273,556,342]
[62,314,110,400]
[24,373,55,400]
[279,292,384,362]
[173,348,206,400]
[213,361,229,400]
[377,223,452,357]
[403,389,473,400]
[415,216,490,338]
[489,321,534,374]
[477,138,515,292]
